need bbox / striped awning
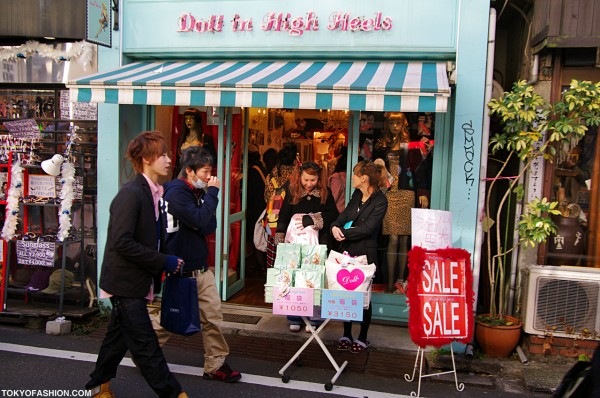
[67,60,451,112]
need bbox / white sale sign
[411,208,452,250]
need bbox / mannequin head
[178,108,204,154]
[385,112,409,145]
[183,108,202,134]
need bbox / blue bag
[160,272,200,336]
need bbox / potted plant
[477,80,600,357]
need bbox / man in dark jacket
[85,131,187,398]
[162,146,242,383]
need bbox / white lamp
[41,154,64,176]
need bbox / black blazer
[330,189,388,265]
[99,173,168,298]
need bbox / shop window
[549,128,598,267]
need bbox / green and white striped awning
[67,60,451,112]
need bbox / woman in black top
[275,161,339,332]
[331,160,388,353]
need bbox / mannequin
[173,107,216,178]
[381,112,430,292]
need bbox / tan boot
[177,393,189,398]
[89,382,115,398]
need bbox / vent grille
[534,277,599,333]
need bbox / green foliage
[484,80,600,321]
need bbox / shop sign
[322,289,363,321]
[406,247,473,348]
[86,0,112,48]
[177,11,392,36]
[272,286,314,317]
[16,240,56,267]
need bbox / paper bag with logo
[325,250,375,292]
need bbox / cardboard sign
[3,119,40,139]
[16,240,56,267]
[272,286,314,317]
[28,175,56,198]
[411,208,452,250]
[407,247,473,348]
[322,289,363,321]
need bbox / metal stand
[278,316,348,391]
[404,345,465,397]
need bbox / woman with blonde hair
[331,160,388,353]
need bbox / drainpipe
[507,53,539,314]
[528,53,539,85]
[472,6,496,330]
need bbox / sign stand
[404,345,464,397]
[278,317,348,391]
[272,287,368,391]
[405,246,474,398]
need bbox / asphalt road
[0,324,551,398]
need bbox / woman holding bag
[331,160,388,353]
[275,161,339,331]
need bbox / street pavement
[0,304,573,397]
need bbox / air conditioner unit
[523,265,600,339]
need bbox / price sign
[3,119,40,139]
[28,175,56,198]
[272,287,314,317]
[16,240,56,267]
[322,290,363,321]
[407,247,474,348]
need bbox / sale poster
[406,247,474,348]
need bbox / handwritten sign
[3,119,40,139]
[60,90,98,120]
[407,247,473,348]
[322,290,363,321]
[28,175,56,198]
[411,208,452,250]
[272,286,314,317]
[16,240,56,267]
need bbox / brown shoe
[90,382,115,398]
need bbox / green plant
[483,80,600,323]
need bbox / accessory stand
[278,316,348,391]
[404,345,464,397]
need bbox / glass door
[214,108,246,300]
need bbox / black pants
[86,297,182,398]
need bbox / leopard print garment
[383,189,414,235]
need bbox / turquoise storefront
[68,0,491,324]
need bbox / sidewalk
[87,303,569,396]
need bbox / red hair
[126,131,168,174]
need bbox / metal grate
[534,277,599,333]
[223,313,262,325]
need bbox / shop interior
[0,87,98,316]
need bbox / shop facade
[68,0,491,322]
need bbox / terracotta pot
[475,315,522,358]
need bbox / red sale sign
[406,247,474,348]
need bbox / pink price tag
[272,287,314,317]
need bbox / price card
[321,289,364,321]
[29,175,56,198]
[272,287,314,317]
[16,240,56,267]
